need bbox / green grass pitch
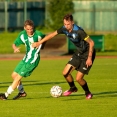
[0,58,117,117]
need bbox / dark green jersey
[14,30,45,63]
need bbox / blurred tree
[45,0,74,30]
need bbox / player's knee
[62,66,73,78]
[76,77,85,85]
[11,73,15,79]
[62,70,66,77]
[63,72,69,78]
[76,78,80,83]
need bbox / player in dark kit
[32,14,96,99]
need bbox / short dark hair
[63,14,73,21]
[24,19,34,27]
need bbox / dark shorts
[68,49,96,74]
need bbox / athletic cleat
[0,93,7,100]
[86,93,93,99]
[63,87,78,96]
[13,92,27,100]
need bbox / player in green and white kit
[0,20,45,100]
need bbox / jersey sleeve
[57,26,64,34]
[36,31,45,41]
[36,31,46,49]
[78,29,89,41]
[13,33,24,46]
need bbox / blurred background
[0,0,117,57]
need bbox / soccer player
[0,20,45,100]
[32,14,96,99]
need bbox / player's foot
[13,92,27,100]
[63,87,78,96]
[86,93,93,99]
[0,93,7,100]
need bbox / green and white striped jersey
[14,30,45,64]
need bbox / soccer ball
[50,85,62,98]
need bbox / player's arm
[41,41,46,49]
[12,44,20,53]
[79,29,94,59]
[84,36,94,67]
[84,36,94,58]
[39,34,47,50]
[32,31,58,48]
[12,33,24,53]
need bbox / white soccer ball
[50,85,62,98]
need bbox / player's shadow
[0,81,12,88]
[61,91,117,101]
[23,80,66,86]
[93,91,117,98]
[67,91,117,99]
[0,80,37,88]
[0,80,66,88]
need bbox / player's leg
[0,74,23,100]
[76,71,92,99]
[11,73,27,100]
[13,81,27,100]
[0,61,25,100]
[76,50,96,99]
[12,61,26,92]
[13,60,39,100]
[62,64,78,96]
[12,72,26,95]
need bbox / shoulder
[35,30,45,35]
[73,24,79,30]
[34,30,45,38]
[35,30,43,34]
[57,26,66,34]
[19,30,26,34]
[35,30,41,34]
[73,25,86,34]
[72,24,88,39]
[73,24,84,31]
[17,30,26,37]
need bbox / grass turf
[0,58,117,117]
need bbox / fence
[0,0,117,33]
[73,0,117,33]
[0,1,45,31]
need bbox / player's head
[63,14,74,32]
[24,20,34,36]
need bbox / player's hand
[14,47,20,53]
[32,42,37,48]
[32,42,40,48]
[86,57,92,68]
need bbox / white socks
[5,86,14,97]
[5,84,24,98]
